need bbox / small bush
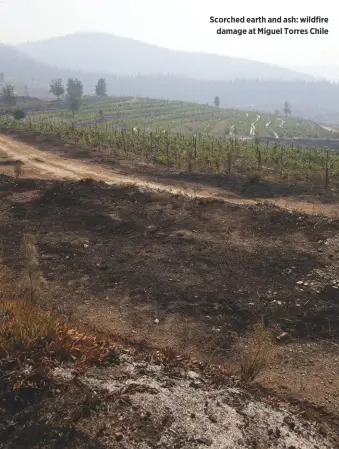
[13,109,26,120]
[239,320,274,383]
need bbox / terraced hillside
[18,96,339,139]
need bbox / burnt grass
[1,174,339,344]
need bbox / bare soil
[0,130,339,446]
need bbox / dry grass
[0,299,60,352]
[13,160,23,179]
[0,299,118,399]
[239,320,275,383]
[20,233,45,304]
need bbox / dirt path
[0,134,253,203]
[0,134,338,218]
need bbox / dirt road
[0,134,254,203]
[0,133,338,217]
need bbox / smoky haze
[1,0,339,123]
[0,0,338,71]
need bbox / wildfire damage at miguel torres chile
[210,15,330,35]
[1,0,339,444]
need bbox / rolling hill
[17,32,314,82]
[1,40,339,124]
[0,43,55,83]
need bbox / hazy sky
[0,0,338,67]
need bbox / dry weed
[239,320,275,383]
[13,160,23,179]
[21,233,45,304]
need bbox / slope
[18,32,313,81]
[2,41,339,122]
[0,43,55,83]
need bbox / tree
[214,96,220,107]
[24,85,29,97]
[49,78,64,100]
[1,84,17,107]
[95,78,107,97]
[0,73,4,83]
[66,78,83,115]
[283,101,291,116]
[67,78,83,98]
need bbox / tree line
[0,77,108,116]
[1,77,292,120]
[48,77,107,114]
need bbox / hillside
[18,32,313,82]
[290,64,339,83]
[0,43,55,83]
[2,42,339,123]
[25,96,339,139]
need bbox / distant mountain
[0,43,54,81]
[289,65,339,83]
[17,32,314,82]
[1,41,339,124]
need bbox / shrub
[239,320,275,383]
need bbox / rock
[196,437,213,446]
[187,371,201,380]
[154,318,159,324]
[190,380,203,389]
[276,332,290,342]
[208,414,218,423]
[146,225,158,233]
[114,432,123,442]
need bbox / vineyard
[1,111,339,191]
[14,96,339,140]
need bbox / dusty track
[0,134,254,203]
[0,134,338,217]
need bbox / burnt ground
[1,174,339,338]
[0,167,339,423]
[0,131,339,444]
[1,341,336,449]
